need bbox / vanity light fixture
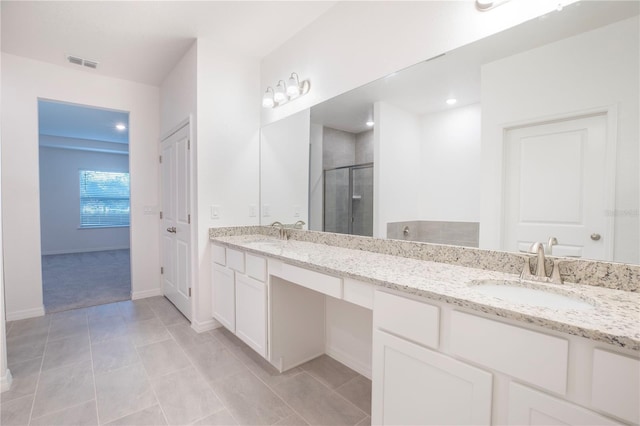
[366,120,375,127]
[115,123,126,131]
[262,72,311,108]
[274,80,288,104]
[446,98,457,105]
[262,87,275,108]
[476,0,511,11]
[286,73,301,97]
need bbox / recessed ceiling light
[446,98,457,105]
[366,121,374,127]
[115,123,126,131]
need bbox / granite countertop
[211,234,640,352]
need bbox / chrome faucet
[293,220,306,230]
[270,221,288,240]
[521,242,562,284]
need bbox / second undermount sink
[468,279,595,311]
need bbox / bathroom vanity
[210,227,639,426]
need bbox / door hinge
[160,211,163,219]
[161,266,164,275]
[159,155,162,163]
[188,214,191,224]
[189,288,192,297]
[187,139,190,150]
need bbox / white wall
[261,0,575,126]
[374,101,421,238]
[194,40,261,327]
[480,16,639,264]
[159,42,198,323]
[39,145,130,255]
[160,42,197,138]
[420,104,481,222]
[0,25,12,390]
[1,53,160,319]
[260,109,310,225]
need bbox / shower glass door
[324,164,373,236]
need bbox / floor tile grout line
[25,316,51,425]
[88,317,102,426]
[127,319,176,426]
[297,365,371,420]
[209,329,315,426]
[212,328,371,424]
[170,325,243,426]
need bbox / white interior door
[503,113,613,260]
[160,124,191,319]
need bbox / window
[79,170,130,228]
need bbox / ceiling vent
[66,55,99,69]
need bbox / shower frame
[323,162,374,235]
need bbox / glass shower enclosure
[324,163,373,236]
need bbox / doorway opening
[38,99,132,313]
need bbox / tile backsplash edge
[209,226,639,292]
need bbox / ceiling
[1,1,337,86]
[311,1,640,134]
[39,99,129,145]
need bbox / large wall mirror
[260,1,639,265]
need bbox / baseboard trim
[1,369,13,393]
[131,288,163,300]
[41,246,130,256]
[326,346,372,380]
[191,317,220,333]
[6,306,46,321]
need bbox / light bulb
[115,123,126,131]
[446,98,457,105]
[286,73,301,97]
[262,88,275,108]
[274,81,287,104]
[366,121,374,127]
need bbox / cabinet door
[235,274,267,357]
[508,382,621,425]
[212,263,235,332]
[372,329,492,426]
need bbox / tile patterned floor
[1,297,372,425]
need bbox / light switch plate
[263,204,270,217]
[211,205,220,220]
[249,204,257,217]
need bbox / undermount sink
[468,279,595,311]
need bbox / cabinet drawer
[278,263,342,298]
[450,311,568,395]
[343,278,374,310]
[212,244,226,266]
[591,349,640,424]
[373,290,439,349]
[227,248,245,273]
[509,382,621,426]
[246,254,266,282]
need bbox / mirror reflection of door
[502,113,612,260]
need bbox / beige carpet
[42,249,131,313]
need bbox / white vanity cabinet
[211,244,268,356]
[372,290,493,425]
[235,265,267,357]
[372,289,633,426]
[372,329,493,425]
[508,382,622,426]
[211,262,236,332]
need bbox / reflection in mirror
[260,109,310,226]
[261,1,639,264]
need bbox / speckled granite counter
[210,232,640,352]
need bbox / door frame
[499,105,618,260]
[159,117,196,320]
